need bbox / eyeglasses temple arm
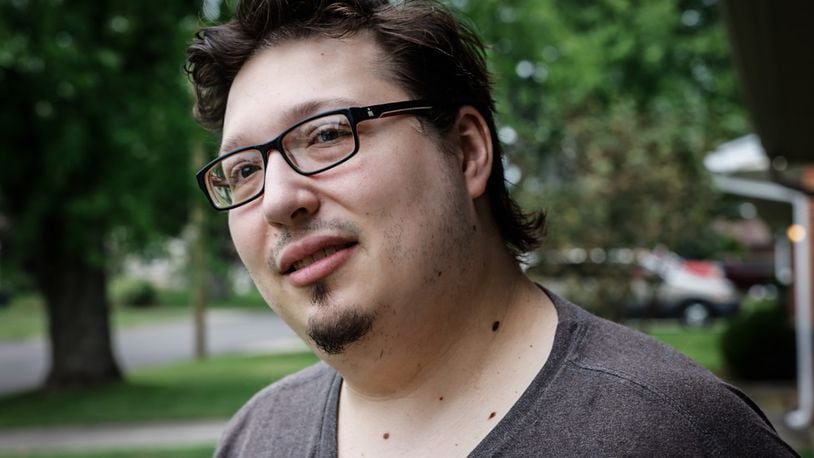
[355,100,433,120]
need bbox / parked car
[626,250,740,327]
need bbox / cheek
[362,158,436,222]
[371,157,466,265]
[228,210,269,275]
[228,212,290,316]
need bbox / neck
[331,240,558,456]
[322,241,545,399]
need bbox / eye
[282,114,355,170]
[308,123,352,146]
[220,151,264,188]
[229,163,262,183]
[236,164,261,179]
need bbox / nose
[261,153,320,226]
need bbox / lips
[278,236,358,287]
[285,243,356,273]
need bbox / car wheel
[680,301,712,328]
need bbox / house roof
[721,1,814,173]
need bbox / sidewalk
[0,419,227,454]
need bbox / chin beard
[306,281,374,355]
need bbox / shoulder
[215,361,339,457]
[545,292,796,455]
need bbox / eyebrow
[218,97,360,155]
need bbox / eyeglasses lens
[204,112,357,209]
[206,149,265,209]
[282,113,356,171]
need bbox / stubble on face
[262,219,375,355]
[306,279,374,354]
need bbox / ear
[452,106,493,200]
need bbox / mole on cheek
[492,321,500,332]
[383,432,390,440]
[488,412,496,420]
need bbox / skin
[224,34,558,456]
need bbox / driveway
[0,309,304,395]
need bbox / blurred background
[1,0,813,456]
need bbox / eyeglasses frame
[195,99,434,211]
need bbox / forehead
[221,35,405,151]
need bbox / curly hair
[186,0,545,258]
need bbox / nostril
[291,207,311,221]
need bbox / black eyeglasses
[195,100,434,211]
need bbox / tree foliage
[0,0,200,258]
[456,0,748,314]
[0,0,200,388]
[458,0,747,252]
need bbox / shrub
[721,304,796,381]
[111,278,158,308]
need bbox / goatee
[306,281,374,354]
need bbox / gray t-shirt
[216,291,797,457]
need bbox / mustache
[267,219,361,269]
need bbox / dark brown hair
[186,0,544,258]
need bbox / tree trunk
[36,244,121,390]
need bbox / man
[187,0,796,456]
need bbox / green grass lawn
[643,322,725,375]
[0,352,318,428]
[0,291,267,341]
[0,294,49,340]
[0,300,193,341]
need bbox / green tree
[458,0,748,312]
[0,0,199,389]
[462,0,746,247]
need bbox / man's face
[224,35,478,355]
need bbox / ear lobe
[453,106,493,199]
